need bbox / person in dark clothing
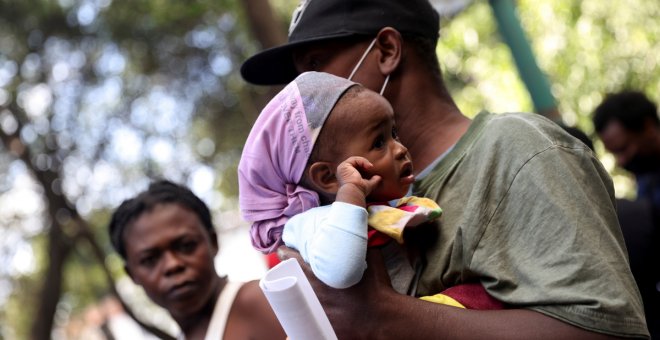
[593,90,660,337]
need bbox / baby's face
[331,89,414,201]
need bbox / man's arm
[278,247,621,340]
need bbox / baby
[239,72,502,309]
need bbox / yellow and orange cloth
[367,196,442,245]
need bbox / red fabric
[265,252,281,269]
[367,228,391,247]
[366,201,399,247]
[440,282,505,310]
[397,204,418,213]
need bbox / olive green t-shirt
[414,112,649,338]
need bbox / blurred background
[0,0,658,339]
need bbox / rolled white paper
[259,258,337,340]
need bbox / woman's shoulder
[231,280,258,305]
[232,280,271,315]
[228,280,285,339]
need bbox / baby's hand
[336,156,382,197]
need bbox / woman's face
[123,203,219,321]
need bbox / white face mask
[347,38,390,96]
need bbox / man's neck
[394,93,471,174]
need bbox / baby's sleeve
[282,202,368,289]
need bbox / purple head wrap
[238,72,358,253]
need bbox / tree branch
[0,103,174,340]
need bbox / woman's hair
[108,179,215,259]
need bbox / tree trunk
[31,223,71,340]
[238,0,289,110]
[0,101,73,340]
[241,0,287,50]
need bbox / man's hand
[277,246,394,338]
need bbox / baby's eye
[392,127,400,141]
[372,135,385,149]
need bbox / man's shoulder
[446,111,593,183]
[473,112,577,153]
[481,112,558,137]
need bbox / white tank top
[205,281,244,340]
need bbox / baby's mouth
[400,163,413,178]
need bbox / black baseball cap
[240,0,440,85]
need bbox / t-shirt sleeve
[469,145,648,337]
[282,202,369,289]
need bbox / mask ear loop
[348,38,391,96]
[379,75,390,95]
[348,38,378,81]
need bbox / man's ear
[307,161,339,194]
[375,27,403,76]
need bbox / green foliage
[438,0,660,197]
[439,2,533,117]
